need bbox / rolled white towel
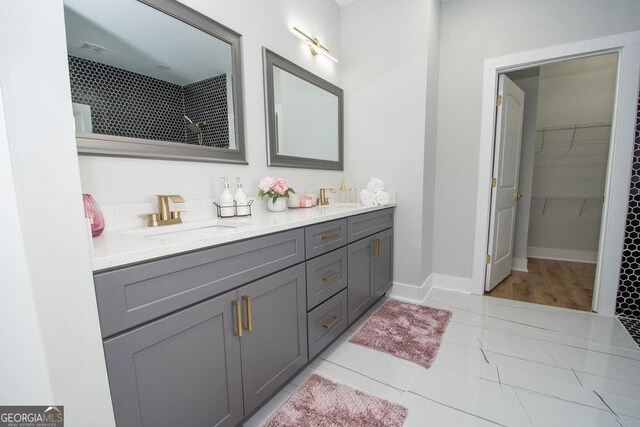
[367,178,384,194]
[375,191,390,206]
[360,189,376,207]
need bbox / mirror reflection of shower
[184,115,207,145]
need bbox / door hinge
[486,254,492,264]
[496,95,502,106]
[491,177,497,188]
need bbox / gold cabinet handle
[373,238,381,258]
[321,271,341,282]
[323,315,341,330]
[515,192,523,200]
[242,295,253,332]
[232,299,242,337]
[320,230,340,241]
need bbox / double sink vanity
[91,204,394,426]
[64,0,393,424]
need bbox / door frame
[472,31,640,316]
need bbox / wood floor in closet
[486,258,595,312]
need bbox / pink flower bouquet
[258,176,295,203]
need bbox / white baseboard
[390,273,479,302]
[527,246,597,264]
[511,257,528,272]
[389,274,433,303]
[432,273,474,294]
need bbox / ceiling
[63,0,233,86]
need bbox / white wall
[341,0,438,290]
[434,0,640,282]
[536,54,618,128]
[506,69,540,269]
[0,1,115,424]
[79,0,344,207]
[0,81,53,406]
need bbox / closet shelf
[535,121,611,154]
[531,195,604,200]
[535,122,611,133]
[531,195,604,217]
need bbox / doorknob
[515,192,522,200]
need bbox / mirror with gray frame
[64,0,246,164]
[263,48,343,170]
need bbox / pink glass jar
[83,194,105,237]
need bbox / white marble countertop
[91,202,396,272]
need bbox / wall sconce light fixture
[292,26,338,63]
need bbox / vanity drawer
[307,289,348,359]
[306,247,347,310]
[305,219,347,259]
[94,228,304,338]
[347,208,394,243]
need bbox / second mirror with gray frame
[263,48,343,170]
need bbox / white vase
[267,197,287,212]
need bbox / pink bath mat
[349,299,452,369]
[262,374,408,427]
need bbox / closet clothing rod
[532,195,604,217]
[535,121,611,133]
[531,195,604,200]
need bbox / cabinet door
[103,290,243,427]
[239,264,308,415]
[373,228,394,299]
[347,237,374,324]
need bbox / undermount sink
[125,220,245,238]
[321,203,362,209]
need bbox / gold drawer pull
[320,230,340,241]
[321,271,341,282]
[323,315,341,330]
[242,295,253,332]
[373,238,381,258]
[232,300,242,337]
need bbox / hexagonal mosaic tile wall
[68,56,229,147]
[184,75,229,148]
[617,89,640,346]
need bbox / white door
[485,75,525,291]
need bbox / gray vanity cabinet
[96,208,394,425]
[103,264,307,426]
[103,289,243,427]
[347,227,394,324]
[238,264,308,415]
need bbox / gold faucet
[148,195,185,227]
[318,188,335,206]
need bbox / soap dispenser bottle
[234,177,250,216]
[219,177,235,218]
[337,180,348,203]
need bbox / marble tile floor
[245,289,640,427]
[618,317,640,347]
